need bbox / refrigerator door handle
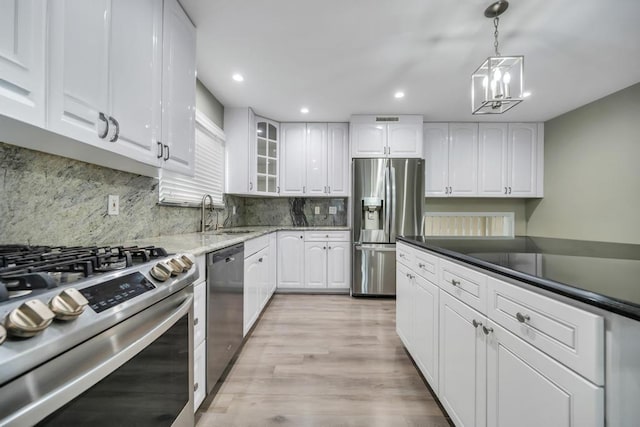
[354,244,396,252]
[384,163,391,239]
[389,165,397,242]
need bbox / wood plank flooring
[196,294,451,427]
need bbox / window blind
[159,111,225,206]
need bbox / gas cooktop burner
[0,245,169,303]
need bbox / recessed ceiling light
[232,73,244,82]
[300,107,309,114]
[394,91,405,99]
[523,91,532,98]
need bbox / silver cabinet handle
[323,246,326,250]
[504,187,508,194]
[508,187,512,194]
[516,312,530,323]
[108,116,120,142]
[98,112,109,139]
[399,253,407,259]
[194,382,199,392]
[303,186,306,193]
[258,257,263,263]
[194,317,199,326]
[328,246,332,250]
[472,319,482,328]
[418,263,426,268]
[299,235,303,239]
[483,325,494,335]
[327,186,330,193]
[249,182,253,190]
[449,186,453,194]
[157,141,164,159]
[451,279,460,287]
[164,144,170,161]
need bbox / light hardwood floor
[196,294,451,427]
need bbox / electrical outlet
[329,206,337,215]
[314,206,320,215]
[232,206,237,215]
[108,195,119,216]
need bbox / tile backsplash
[0,142,347,246]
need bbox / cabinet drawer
[193,281,206,348]
[487,277,604,385]
[397,242,414,267]
[245,234,269,257]
[414,250,438,283]
[440,259,487,314]
[305,230,350,242]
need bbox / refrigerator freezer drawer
[352,244,396,296]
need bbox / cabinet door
[508,123,538,197]
[424,123,449,197]
[280,123,307,195]
[478,123,508,196]
[413,276,439,393]
[161,0,196,175]
[194,340,206,411]
[243,253,260,336]
[305,123,328,196]
[108,0,162,166]
[396,263,413,349]
[255,118,279,195]
[439,291,487,427]
[487,321,603,427]
[48,0,111,144]
[268,232,277,295]
[193,281,206,348]
[277,232,305,288]
[304,241,327,288]
[350,122,386,157]
[257,249,269,311]
[327,123,350,196]
[448,123,479,196]
[327,241,350,289]
[388,122,423,158]
[0,0,45,126]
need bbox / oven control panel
[80,272,156,313]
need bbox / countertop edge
[397,236,640,322]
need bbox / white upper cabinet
[327,123,349,196]
[350,115,423,158]
[424,122,478,197]
[280,122,306,196]
[0,0,46,127]
[161,0,196,175]
[225,109,280,196]
[280,122,349,197]
[479,123,543,197]
[48,0,112,145]
[306,123,328,196]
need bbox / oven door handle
[0,289,193,427]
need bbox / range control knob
[0,324,6,345]
[49,288,89,321]
[5,299,55,338]
[179,255,194,270]
[149,262,172,282]
[168,258,187,273]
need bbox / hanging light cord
[493,16,501,56]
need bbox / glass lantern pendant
[472,1,524,114]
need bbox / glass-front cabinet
[255,117,279,195]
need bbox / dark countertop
[397,236,640,322]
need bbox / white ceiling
[181,0,640,123]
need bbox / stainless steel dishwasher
[206,243,244,394]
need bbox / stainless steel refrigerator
[352,158,423,296]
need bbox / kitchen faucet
[201,194,214,232]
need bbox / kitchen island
[396,235,640,427]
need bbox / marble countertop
[398,235,640,321]
[123,226,351,256]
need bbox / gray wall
[196,79,224,128]
[525,83,640,244]
[426,198,527,235]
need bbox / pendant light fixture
[471,0,524,114]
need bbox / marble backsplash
[0,142,346,246]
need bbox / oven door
[0,286,194,427]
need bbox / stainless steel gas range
[0,244,198,426]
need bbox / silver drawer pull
[418,263,426,268]
[482,326,494,335]
[472,319,482,328]
[451,279,460,286]
[194,317,199,326]
[400,253,407,258]
[516,312,530,323]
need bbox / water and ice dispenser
[362,197,383,230]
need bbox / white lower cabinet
[192,256,207,411]
[243,235,275,336]
[277,231,305,289]
[304,241,327,288]
[193,340,206,410]
[396,242,604,427]
[487,321,603,427]
[439,291,487,427]
[326,241,350,289]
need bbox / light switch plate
[108,195,119,216]
[314,206,320,215]
[329,206,337,215]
